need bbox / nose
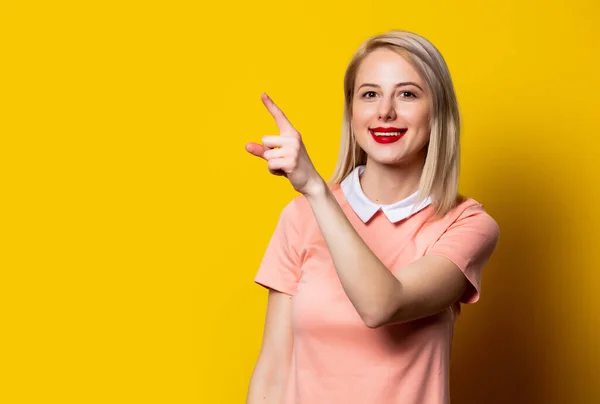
[377,97,397,121]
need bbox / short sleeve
[254,200,303,296]
[427,205,500,304]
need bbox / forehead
[355,48,423,86]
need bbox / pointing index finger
[261,93,295,133]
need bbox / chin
[361,149,404,165]
[362,144,426,167]
[370,156,410,167]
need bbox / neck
[359,154,426,205]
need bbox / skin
[351,47,431,204]
[245,48,469,404]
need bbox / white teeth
[372,131,403,136]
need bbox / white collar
[340,165,432,223]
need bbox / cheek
[398,107,430,130]
[352,106,375,128]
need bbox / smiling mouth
[370,130,407,136]
[369,128,407,144]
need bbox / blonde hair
[329,30,462,217]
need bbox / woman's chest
[297,222,429,284]
[291,223,432,324]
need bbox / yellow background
[2,0,599,403]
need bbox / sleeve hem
[254,278,296,296]
[427,252,480,304]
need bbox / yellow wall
[2,1,598,402]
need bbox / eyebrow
[357,82,424,92]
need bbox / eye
[399,91,417,98]
[361,91,377,99]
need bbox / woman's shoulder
[453,195,495,216]
[443,195,500,234]
[277,183,347,225]
[419,195,499,237]
[276,193,314,225]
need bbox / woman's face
[351,48,431,167]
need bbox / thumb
[245,142,266,159]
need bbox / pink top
[254,166,500,404]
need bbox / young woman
[245,30,500,404]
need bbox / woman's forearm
[246,358,290,404]
[304,179,402,328]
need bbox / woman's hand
[245,93,324,197]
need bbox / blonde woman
[245,30,499,404]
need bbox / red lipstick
[369,127,407,144]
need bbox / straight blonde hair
[329,30,462,217]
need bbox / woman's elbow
[360,305,399,328]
